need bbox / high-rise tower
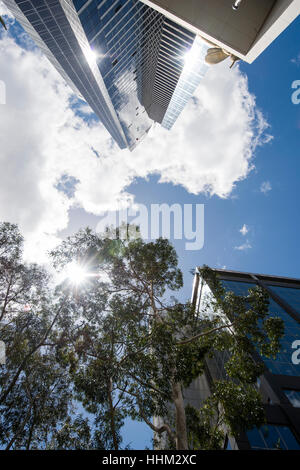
[3,1,298,150]
[3,0,209,149]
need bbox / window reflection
[284,389,300,408]
[247,425,300,450]
[221,280,300,377]
[268,285,300,315]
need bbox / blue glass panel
[225,437,232,450]
[74,0,207,148]
[284,389,300,407]
[221,279,300,377]
[278,426,300,449]
[247,427,267,449]
[268,285,300,315]
[261,425,281,448]
[221,279,255,296]
[247,425,300,450]
[73,0,89,11]
[162,36,208,129]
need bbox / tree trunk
[26,416,36,450]
[5,408,31,450]
[172,381,188,450]
[107,377,119,450]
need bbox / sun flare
[63,262,88,285]
[84,47,98,65]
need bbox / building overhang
[140,0,300,63]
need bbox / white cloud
[260,181,272,194]
[0,18,272,263]
[239,224,249,236]
[291,53,300,67]
[0,2,13,18]
[234,241,252,251]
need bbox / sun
[63,262,88,286]
[84,47,98,65]
[55,261,110,287]
[183,48,197,67]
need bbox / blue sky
[61,16,300,305]
[0,3,299,449]
[128,16,300,301]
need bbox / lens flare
[64,262,88,285]
[84,47,98,65]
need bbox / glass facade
[162,36,209,129]
[269,284,300,314]
[4,0,209,150]
[222,279,255,296]
[195,271,300,451]
[3,0,128,148]
[221,279,300,376]
[247,425,300,450]
[73,0,208,148]
[284,389,300,408]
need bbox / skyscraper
[3,1,298,150]
[3,0,209,150]
[192,268,300,450]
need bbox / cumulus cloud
[0,13,272,262]
[239,224,249,236]
[260,181,272,194]
[234,241,252,251]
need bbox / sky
[0,2,299,449]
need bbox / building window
[284,389,300,407]
[268,285,300,314]
[221,279,300,377]
[224,435,232,450]
[73,0,88,11]
[247,425,300,450]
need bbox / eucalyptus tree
[50,226,284,450]
[0,222,75,449]
[50,228,132,450]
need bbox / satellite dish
[205,48,230,65]
[205,46,241,68]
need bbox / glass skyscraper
[3,0,209,150]
[192,268,300,450]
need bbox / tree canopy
[0,222,284,450]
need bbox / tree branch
[176,322,234,346]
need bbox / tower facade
[3,1,299,149]
[192,268,300,450]
[3,0,209,149]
